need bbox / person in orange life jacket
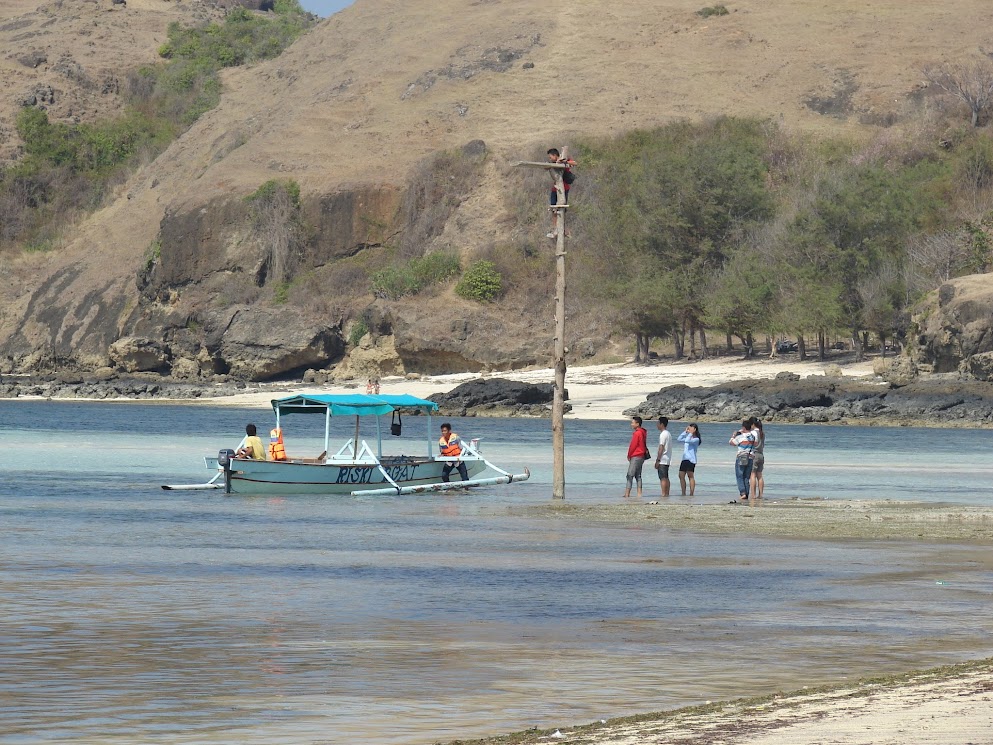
[268,427,287,461]
[546,147,575,239]
[438,422,469,482]
[235,423,267,460]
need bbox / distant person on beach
[729,417,757,501]
[546,147,575,238]
[677,424,701,496]
[749,419,766,499]
[235,424,267,461]
[373,377,381,395]
[654,417,672,498]
[438,423,469,482]
[624,416,650,499]
[366,378,374,395]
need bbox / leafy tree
[571,117,775,357]
[704,253,775,357]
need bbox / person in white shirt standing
[654,417,673,498]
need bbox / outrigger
[162,393,530,496]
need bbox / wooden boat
[162,393,530,496]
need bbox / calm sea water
[2,401,992,744]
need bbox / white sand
[521,664,993,745]
[207,356,876,418]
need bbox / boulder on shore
[428,378,570,417]
[109,337,170,373]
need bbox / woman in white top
[749,419,766,499]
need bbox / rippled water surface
[2,401,993,744]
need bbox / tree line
[563,116,993,361]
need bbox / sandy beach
[449,658,993,745]
[200,356,877,418]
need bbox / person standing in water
[749,419,766,499]
[653,417,673,498]
[729,417,757,501]
[624,416,650,499]
[677,424,702,497]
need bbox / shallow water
[2,401,992,744]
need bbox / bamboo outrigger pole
[514,156,568,499]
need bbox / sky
[298,0,354,17]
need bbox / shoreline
[4,355,993,427]
[445,657,993,745]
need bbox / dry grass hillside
[0,0,220,162]
[2,0,993,372]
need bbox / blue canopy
[271,393,439,417]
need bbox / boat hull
[224,458,486,496]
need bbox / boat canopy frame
[270,393,440,462]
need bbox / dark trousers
[442,461,469,482]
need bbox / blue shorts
[550,188,570,206]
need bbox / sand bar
[505,499,993,543]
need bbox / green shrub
[455,260,502,301]
[273,281,290,304]
[349,319,369,346]
[143,239,162,274]
[697,5,730,17]
[247,179,301,209]
[371,252,461,299]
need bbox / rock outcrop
[0,374,243,401]
[428,377,569,417]
[390,302,549,373]
[911,274,993,377]
[109,336,170,373]
[203,307,344,380]
[626,376,993,426]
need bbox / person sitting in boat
[438,423,469,482]
[235,424,268,461]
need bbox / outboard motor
[218,448,236,470]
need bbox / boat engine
[217,448,236,470]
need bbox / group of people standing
[623,416,765,501]
[623,417,703,499]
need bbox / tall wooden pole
[513,159,570,500]
[552,172,567,500]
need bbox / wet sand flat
[504,500,993,544]
[450,658,993,745]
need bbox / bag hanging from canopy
[390,411,402,436]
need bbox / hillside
[2,0,993,381]
[0,0,221,163]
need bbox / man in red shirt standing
[624,416,650,499]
